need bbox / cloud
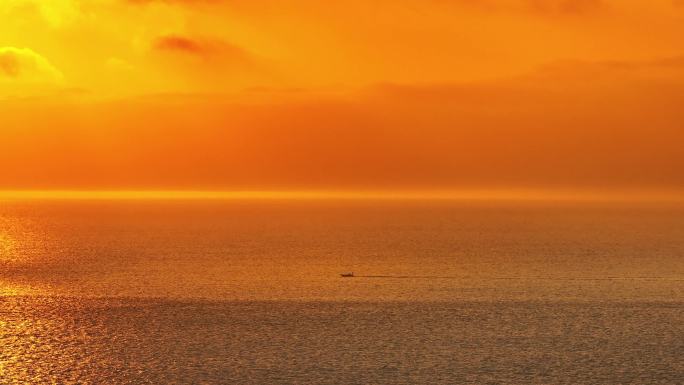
[4,53,682,191]
[526,0,604,14]
[125,0,223,5]
[444,0,605,16]
[654,56,684,67]
[149,34,268,90]
[0,47,64,83]
[529,55,684,85]
[106,57,136,72]
[152,34,254,64]
[123,0,605,16]
[0,0,81,27]
[154,35,207,55]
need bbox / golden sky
[1,0,683,192]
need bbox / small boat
[340,272,355,278]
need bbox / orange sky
[1,0,683,192]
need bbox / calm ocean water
[1,199,683,384]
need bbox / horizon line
[0,189,682,202]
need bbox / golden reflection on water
[0,281,36,296]
[0,225,41,295]
[0,217,29,264]
[0,214,48,296]
[0,231,19,263]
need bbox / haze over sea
[1,198,683,384]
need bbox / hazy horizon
[0,188,683,203]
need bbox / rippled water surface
[1,199,683,383]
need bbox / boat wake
[349,275,684,281]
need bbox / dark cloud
[152,35,251,62]
[154,35,206,55]
[150,34,265,86]
[0,52,21,77]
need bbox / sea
[1,199,683,384]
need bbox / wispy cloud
[0,0,82,27]
[0,47,63,83]
[125,0,223,5]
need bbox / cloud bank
[1,56,682,191]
